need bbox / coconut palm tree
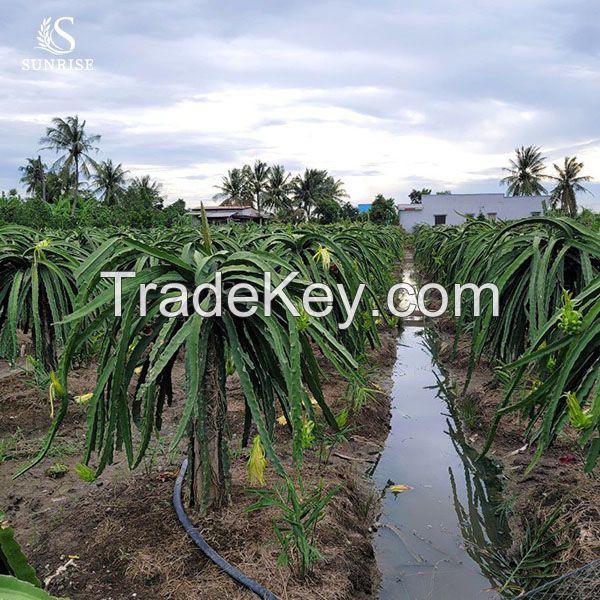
[292,169,328,220]
[322,175,348,204]
[19,156,47,201]
[90,159,129,206]
[245,160,271,212]
[547,156,592,217]
[264,164,292,212]
[214,168,252,206]
[501,145,548,196]
[292,169,347,220]
[128,175,164,208]
[39,116,101,216]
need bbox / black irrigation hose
[173,459,281,600]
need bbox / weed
[0,429,27,463]
[458,392,480,429]
[248,477,339,578]
[479,509,567,596]
[494,493,517,520]
[74,463,96,482]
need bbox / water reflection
[374,327,511,599]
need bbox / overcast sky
[1,0,599,209]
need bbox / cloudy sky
[2,0,599,209]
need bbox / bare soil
[0,329,397,600]
[432,316,600,572]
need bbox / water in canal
[373,322,511,599]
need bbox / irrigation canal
[373,262,511,599]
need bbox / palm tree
[214,168,251,206]
[19,156,47,201]
[264,164,292,212]
[245,160,271,212]
[44,171,70,203]
[91,159,128,206]
[408,188,431,204]
[501,145,548,196]
[547,157,592,217]
[292,169,328,220]
[40,116,101,216]
[292,169,347,220]
[128,175,164,208]
[322,175,348,204]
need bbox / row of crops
[0,220,404,520]
[414,216,600,472]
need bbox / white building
[397,193,548,231]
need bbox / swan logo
[22,17,94,71]
[36,17,76,55]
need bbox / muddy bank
[0,329,396,600]
[432,317,600,573]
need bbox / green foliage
[21,356,50,391]
[408,188,431,205]
[414,217,599,367]
[215,161,351,222]
[39,115,101,217]
[547,156,592,217]
[483,510,567,597]
[15,222,404,518]
[368,194,398,225]
[344,361,382,413]
[414,216,600,472]
[301,417,315,449]
[247,477,339,579]
[0,576,64,599]
[501,145,548,196]
[458,392,480,429]
[74,463,96,482]
[335,408,349,429]
[557,290,583,334]
[579,207,600,231]
[0,194,188,230]
[493,279,600,472]
[0,227,83,368]
[0,513,41,587]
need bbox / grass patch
[0,431,81,465]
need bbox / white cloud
[0,1,598,209]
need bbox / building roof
[203,205,251,210]
[187,205,270,220]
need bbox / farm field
[3,2,600,598]
[0,222,404,599]
[1,215,599,599]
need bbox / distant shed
[187,205,271,225]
